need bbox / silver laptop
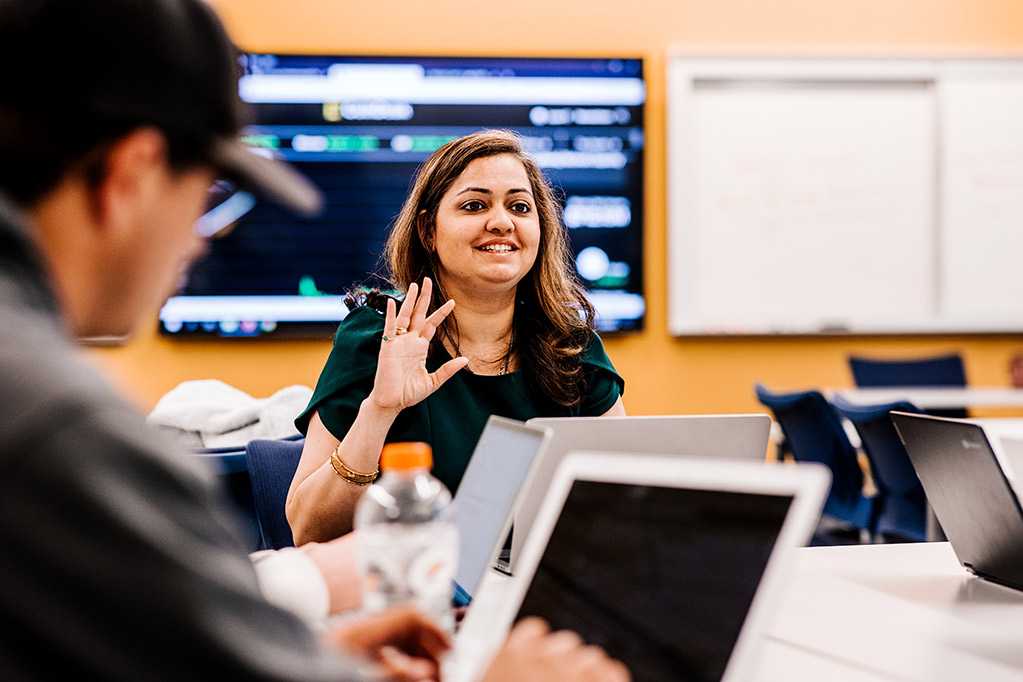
[451,416,551,604]
[447,451,829,682]
[503,414,772,571]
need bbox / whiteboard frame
[666,55,1023,337]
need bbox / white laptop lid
[451,416,551,601]
[510,414,772,569]
[450,452,829,682]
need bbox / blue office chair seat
[755,383,876,543]
[831,395,927,543]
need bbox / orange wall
[85,0,1023,417]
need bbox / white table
[754,542,1023,682]
[829,387,1023,411]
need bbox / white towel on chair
[147,379,312,449]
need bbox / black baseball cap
[0,0,322,216]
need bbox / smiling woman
[286,130,626,544]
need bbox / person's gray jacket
[0,192,367,681]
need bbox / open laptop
[450,416,551,605]
[891,411,1023,591]
[446,451,830,682]
[502,414,772,571]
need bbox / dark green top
[296,305,625,494]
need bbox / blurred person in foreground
[0,1,629,681]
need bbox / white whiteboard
[940,62,1023,322]
[668,57,1023,335]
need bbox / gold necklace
[442,324,515,375]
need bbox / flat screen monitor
[158,53,646,338]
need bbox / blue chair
[755,384,876,542]
[848,353,966,388]
[831,395,928,543]
[848,353,967,418]
[245,437,305,550]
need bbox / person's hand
[368,277,468,415]
[481,617,630,682]
[324,606,451,682]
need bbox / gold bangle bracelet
[330,447,379,486]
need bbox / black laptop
[891,411,1023,591]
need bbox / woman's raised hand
[367,278,468,415]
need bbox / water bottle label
[407,543,456,598]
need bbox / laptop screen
[452,419,548,599]
[514,480,794,682]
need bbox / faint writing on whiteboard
[952,147,1023,194]
[684,82,935,323]
[713,154,906,236]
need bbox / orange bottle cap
[380,442,433,470]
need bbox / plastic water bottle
[355,442,458,632]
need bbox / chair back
[755,384,874,533]
[848,353,966,387]
[847,353,967,418]
[831,395,927,542]
[245,437,305,550]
